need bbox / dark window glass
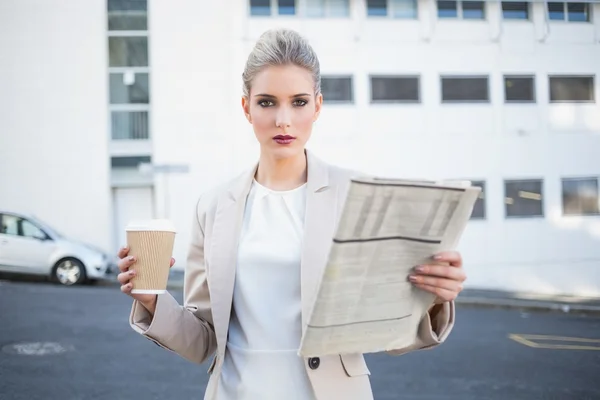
[441,77,489,102]
[549,76,595,102]
[470,181,486,219]
[278,0,296,15]
[547,2,565,20]
[367,0,388,16]
[322,77,353,103]
[371,76,420,102]
[111,156,151,168]
[562,178,599,215]
[462,1,484,19]
[438,1,458,18]
[250,0,271,16]
[108,0,147,30]
[111,111,149,140]
[502,2,529,19]
[109,37,149,67]
[110,73,149,104]
[504,76,535,103]
[505,180,544,218]
[567,2,590,22]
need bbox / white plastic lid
[125,219,176,233]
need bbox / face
[242,64,322,160]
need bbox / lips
[273,135,296,145]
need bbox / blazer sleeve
[129,197,218,365]
[386,300,455,356]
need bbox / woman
[117,28,466,400]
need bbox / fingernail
[408,275,418,282]
[415,265,425,273]
[128,256,135,262]
[433,255,442,260]
[129,270,135,276]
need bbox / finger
[118,255,136,273]
[433,250,462,267]
[413,283,458,301]
[117,246,129,259]
[120,283,133,294]
[409,275,463,292]
[414,264,466,281]
[117,269,136,284]
[169,257,175,268]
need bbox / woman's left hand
[408,250,466,304]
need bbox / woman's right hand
[116,246,175,313]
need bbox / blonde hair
[242,28,321,97]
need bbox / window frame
[469,180,487,220]
[561,177,600,216]
[437,0,485,20]
[548,75,596,103]
[547,2,591,22]
[440,75,490,104]
[501,1,530,20]
[504,178,545,219]
[249,0,298,16]
[321,75,354,104]
[503,74,536,103]
[369,74,421,104]
[0,213,50,241]
[366,0,419,19]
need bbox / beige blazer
[130,150,455,400]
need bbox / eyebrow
[254,93,311,98]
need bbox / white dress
[216,179,316,400]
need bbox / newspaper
[298,177,481,357]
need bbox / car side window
[1,214,19,236]
[21,219,46,240]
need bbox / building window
[548,2,590,22]
[549,76,595,103]
[306,0,350,17]
[110,73,150,104]
[470,181,486,219]
[437,1,485,19]
[367,0,418,19]
[504,75,535,103]
[370,76,420,103]
[108,0,147,31]
[108,37,149,67]
[505,179,544,218]
[562,178,599,216]
[502,2,529,19]
[250,0,296,16]
[111,111,149,140]
[441,76,489,103]
[321,76,353,103]
[111,156,152,168]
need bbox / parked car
[0,210,116,285]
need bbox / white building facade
[1,0,599,296]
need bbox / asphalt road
[1,279,599,400]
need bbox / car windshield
[29,215,63,238]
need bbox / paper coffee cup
[126,219,176,294]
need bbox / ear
[313,93,323,122]
[241,96,252,124]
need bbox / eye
[258,100,275,107]
[293,99,308,107]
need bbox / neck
[255,150,307,191]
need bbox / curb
[99,277,600,315]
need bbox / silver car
[0,210,116,285]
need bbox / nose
[275,106,291,130]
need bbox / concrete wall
[0,0,112,251]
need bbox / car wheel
[52,258,86,286]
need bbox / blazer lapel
[301,151,339,328]
[209,165,256,353]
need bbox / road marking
[508,334,600,350]
[2,342,75,356]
